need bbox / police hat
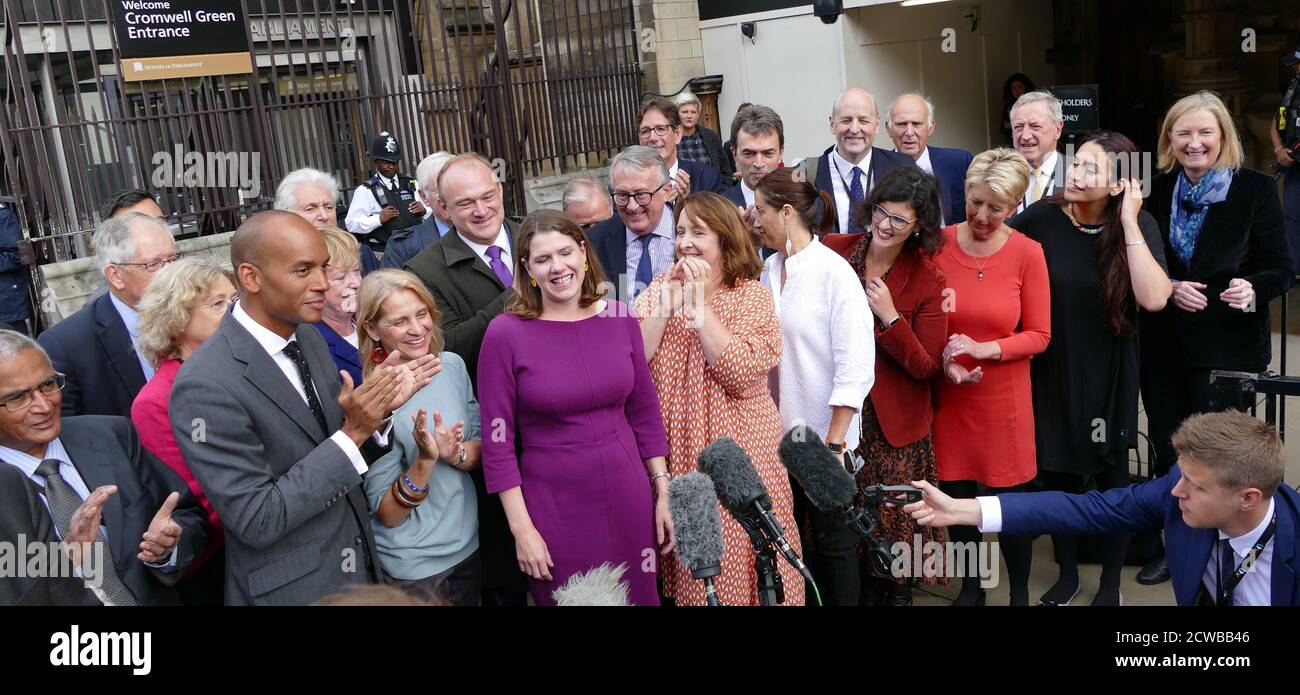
[1285,45,1300,66]
[370,132,401,162]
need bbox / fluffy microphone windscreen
[552,562,631,606]
[696,437,769,515]
[778,425,856,511]
[668,472,725,575]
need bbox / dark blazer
[381,216,449,271]
[403,221,518,390]
[998,464,1300,605]
[812,145,917,233]
[39,293,147,418]
[823,234,946,447]
[680,158,723,195]
[588,213,675,305]
[313,321,363,387]
[1141,168,1293,370]
[0,201,30,326]
[719,185,777,259]
[169,313,382,605]
[49,416,207,605]
[927,146,975,224]
[0,463,98,605]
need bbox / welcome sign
[111,0,253,81]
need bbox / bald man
[170,211,439,604]
[886,93,974,224]
[801,87,916,233]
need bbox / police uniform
[344,132,422,251]
[1279,47,1300,275]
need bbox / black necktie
[282,340,329,434]
[34,459,137,606]
[1217,538,1236,607]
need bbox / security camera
[814,0,844,25]
[740,22,756,43]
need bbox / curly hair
[135,257,235,368]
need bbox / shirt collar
[1220,497,1276,557]
[457,225,512,260]
[667,159,680,180]
[1035,149,1059,176]
[0,437,70,475]
[108,292,141,339]
[740,180,756,206]
[625,206,676,245]
[831,146,872,178]
[915,146,933,174]
[232,300,294,357]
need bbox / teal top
[364,351,480,580]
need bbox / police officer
[0,200,32,334]
[1271,45,1300,276]
[344,131,426,252]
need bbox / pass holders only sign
[111,0,253,81]
[1048,84,1100,133]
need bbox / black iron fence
[1,0,641,267]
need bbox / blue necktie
[634,234,654,298]
[848,167,865,232]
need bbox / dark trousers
[391,551,482,607]
[791,475,859,606]
[941,479,1033,602]
[1140,356,1256,477]
[1036,466,1133,595]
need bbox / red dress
[931,225,1051,487]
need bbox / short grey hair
[889,92,936,125]
[674,91,701,109]
[93,212,170,269]
[414,151,455,194]
[0,329,48,363]
[610,146,669,187]
[275,168,339,211]
[561,178,611,212]
[1010,90,1063,124]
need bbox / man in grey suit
[170,211,439,605]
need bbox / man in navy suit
[802,88,915,234]
[907,411,1298,606]
[638,97,722,200]
[886,93,974,225]
[587,146,676,304]
[39,213,178,417]
[722,105,784,258]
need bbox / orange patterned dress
[634,276,806,606]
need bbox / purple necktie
[485,245,513,288]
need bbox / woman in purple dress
[477,209,675,605]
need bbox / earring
[370,345,388,365]
[529,276,537,287]
[583,262,588,271]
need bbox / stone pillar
[1173,0,1251,106]
[633,0,706,97]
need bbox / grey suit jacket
[169,312,381,605]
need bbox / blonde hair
[319,225,360,271]
[1157,91,1244,173]
[965,147,1031,208]
[357,270,445,380]
[135,257,235,368]
[1172,411,1284,496]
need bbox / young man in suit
[722,104,783,258]
[638,97,722,199]
[401,153,527,606]
[170,212,438,605]
[0,330,208,605]
[586,146,676,304]
[39,213,178,417]
[886,92,975,225]
[806,87,916,233]
[1010,91,1066,213]
[907,411,1299,606]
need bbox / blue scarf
[1169,167,1232,264]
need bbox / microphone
[697,437,814,584]
[552,562,631,606]
[667,472,726,606]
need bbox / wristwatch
[882,315,901,330]
[827,441,846,454]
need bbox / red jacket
[822,233,947,448]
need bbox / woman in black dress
[1011,130,1172,605]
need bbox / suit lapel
[62,432,130,571]
[442,226,504,289]
[1270,496,1296,606]
[1172,526,1217,605]
[886,245,918,302]
[93,295,146,393]
[222,313,327,442]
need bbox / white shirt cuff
[143,545,179,570]
[331,430,369,475]
[976,496,1002,533]
[371,418,393,447]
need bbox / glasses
[871,205,915,232]
[638,124,675,138]
[612,181,669,208]
[1,373,65,412]
[116,253,182,273]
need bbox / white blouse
[761,238,875,449]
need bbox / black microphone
[697,437,813,584]
[667,472,726,606]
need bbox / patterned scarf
[1169,167,1232,264]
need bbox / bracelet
[390,480,420,508]
[1125,239,1146,247]
[649,471,670,484]
[403,472,430,495]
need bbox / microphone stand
[691,566,725,607]
[737,516,784,605]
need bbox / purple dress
[478,302,668,605]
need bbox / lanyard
[1218,512,1277,606]
[830,155,872,204]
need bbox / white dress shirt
[109,292,155,381]
[232,301,370,475]
[624,206,677,284]
[739,180,756,207]
[829,147,874,233]
[457,225,514,275]
[760,238,875,449]
[1018,149,1060,213]
[976,495,1277,606]
[345,173,405,236]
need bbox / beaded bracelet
[404,472,430,495]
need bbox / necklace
[1065,203,1106,235]
[963,228,1000,281]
